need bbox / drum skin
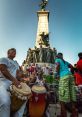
[29,88,47,117]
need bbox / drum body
[29,85,47,117]
[46,83,59,104]
[11,92,25,112]
[10,82,31,113]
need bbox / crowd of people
[0,48,82,117]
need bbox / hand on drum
[12,79,22,88]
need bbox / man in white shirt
[0,48,26,117]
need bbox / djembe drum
[29,85,47,117]
[10,82,31,113]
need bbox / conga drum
[10,82,31,113]
[47,83,59,104]
[29,85,47,117]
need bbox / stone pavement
[23,103,82,117]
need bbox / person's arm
[68,63,74,74]
[54,62,60,79]
[0,64,20,87]
[56,63,60,72]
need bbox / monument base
[34,62,55,70]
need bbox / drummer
[0,48,27,117]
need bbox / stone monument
[22,0,57,67]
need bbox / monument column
[22,0,57,65]
[35,11,49,48]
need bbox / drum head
[12,82,31,95]
[32,85,46,93]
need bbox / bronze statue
[27,48,33,63]
[39,44,43,62]
[40,32,49,46]
[46,47,51,63]
[51,48,57,63]
[39,0,48,11]
[33,46,39,63]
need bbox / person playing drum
[0,48,27,117]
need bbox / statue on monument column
[46,46,52,63]
[40,32,49,46]
[27,48,33,63]
[39,44,43,62]
[53,47,57,59]
[33,49,37,63]
[39,0,48,11]
[51,47,57,63]
[33,46,39,63]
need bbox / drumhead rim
[32,85,46,93]
[11,82,31,95]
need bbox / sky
[0,0,82,66]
